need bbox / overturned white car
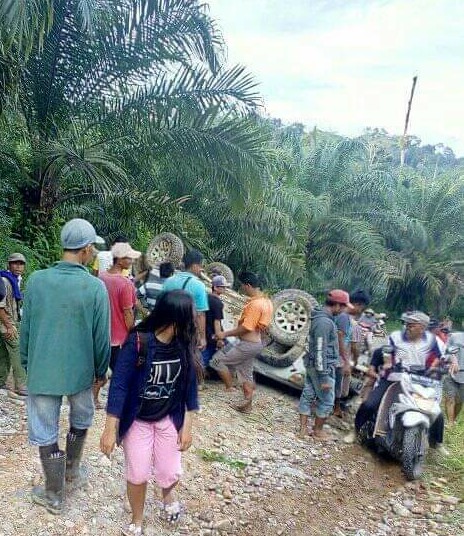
[145,233,314,390]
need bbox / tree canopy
[1,0,464,318]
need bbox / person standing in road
[211,271,273,413]
[20,218,110,514]
[100,290,199,534]
[298,289,349,440]
[201,275,229,369]
[443,332,464,426]
[99,242,140,370]
[162,249,209,350]
[0,253,28,396]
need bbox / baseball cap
[327,289,352,307]
[60,219,98,249]
[212,275,230,288]
[111,242,141,259]
[8,253,26,263]
[402,311,430,327]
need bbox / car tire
[258,339,306,368]
[268,289,318,346]
[205,262,234,287]
[146,233,184,266]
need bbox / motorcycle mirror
[446,345,459,354]
[382,345,394,354]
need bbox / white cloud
[208,0,464,155]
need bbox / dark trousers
[109,346,121,371]
[355,378,444,444]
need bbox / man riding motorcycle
[354,311,458,456]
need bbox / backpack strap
[181,276,193,290]
[136,332,149,367]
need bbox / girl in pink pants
[100,290,200,536]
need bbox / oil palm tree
[0,0,265,241]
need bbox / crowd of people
[1,217,463,535]
[296,289,462,453]
[1,218,273,535]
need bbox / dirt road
[0,383,462,536]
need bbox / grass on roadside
[427,412,464,500]
[197,448,247,470]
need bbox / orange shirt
[239,295,273,332]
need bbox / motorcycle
[357,353,444,480]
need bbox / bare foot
[224,386,238,393]
[313,429,334,441]
[297,428,310,439]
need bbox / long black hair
[135,289,202,378]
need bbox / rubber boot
[32,451,66,514]
[66,431,88,490]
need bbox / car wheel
[258,339,306,368]
[205,262,234,287]
[268,289,318,346]
[146,233,184,266]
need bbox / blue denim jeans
[27,387,94,446]
[298,366,336,419]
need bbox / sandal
[121,523,143,535]
[164,501,182,523]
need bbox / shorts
[298,366,336,419]
[443,375,464,402]
[123,417,182,487]
[201,345,216,368]
[27,387,94,446]
[210,340,263,384]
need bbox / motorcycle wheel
[402,425,427,481]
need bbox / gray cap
[60,218,98,249]
[8,253,26,263]
[402,311,430,327]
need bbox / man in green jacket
[20,218,110,514]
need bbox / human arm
[178,354,199,450]
[100,414,120,457]
[311,318,334,386]
[121,280,137,331]
[123,307,135,331]
[178,411,195,451]
[0,307,17,340]
[196,311,206,349]
[213,319,225,348]
[19,278,32,370]
[216,323,251,339]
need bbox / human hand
[215,331,226,341]
[94,375,108,388]
[178,427,193,451]
[100,427,117,458]
[320,382,332,391]
[449,359,459,375]
[197,337,206,351]
[4,325,18,341]
[216,339,225,349]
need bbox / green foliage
[197,448,247,470]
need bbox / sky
[207,0,464,156]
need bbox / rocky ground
[0,382,462,536]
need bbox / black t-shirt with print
[205,294,224,346]
[137,338,182,422]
